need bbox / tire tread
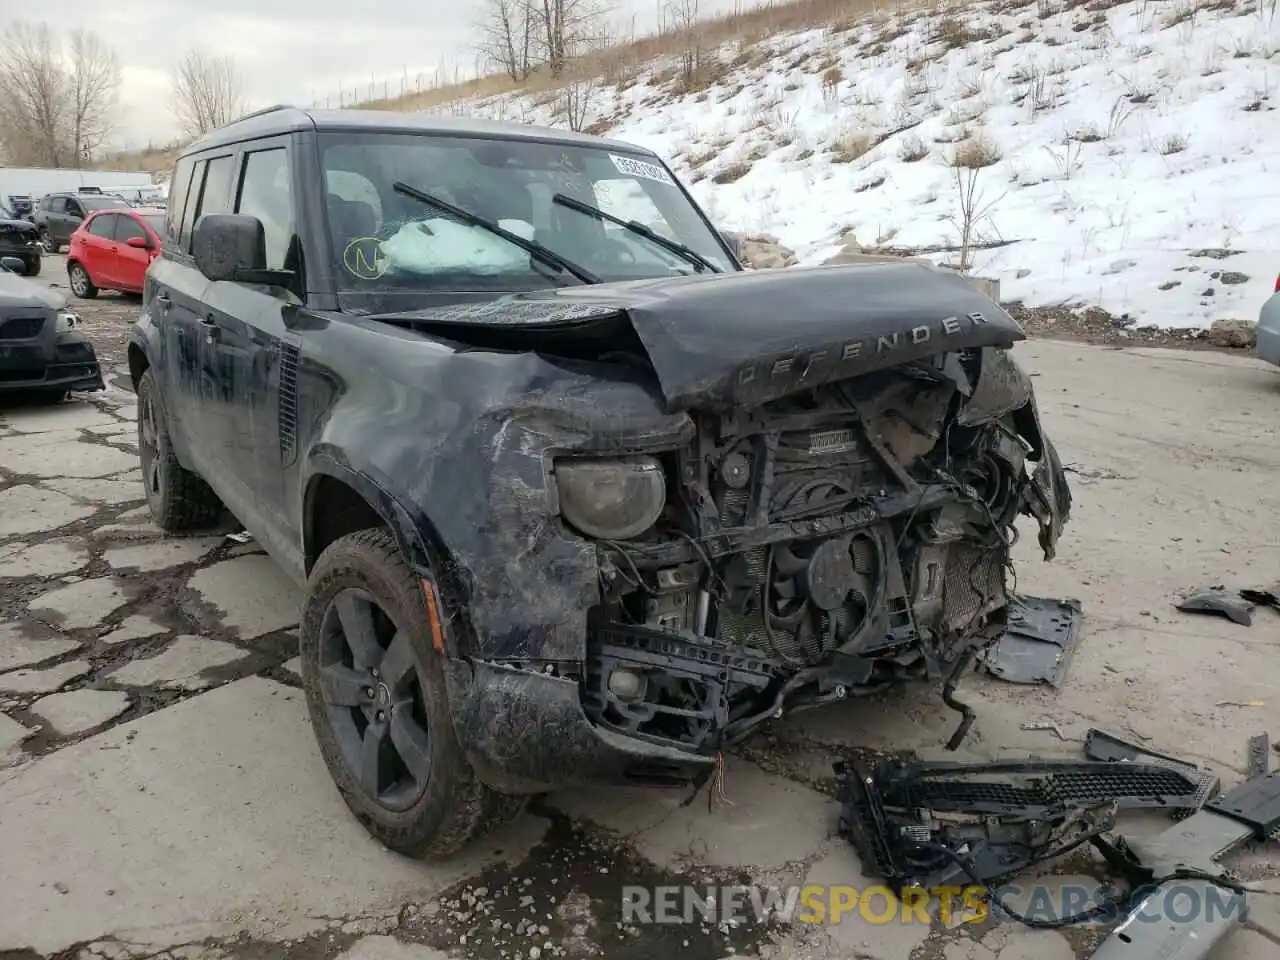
[303,528,515,859]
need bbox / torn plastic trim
[443,657,714,794]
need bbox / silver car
[1259,272,1280,366]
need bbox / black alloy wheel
[317,586,435,811]
[300,528,525,858]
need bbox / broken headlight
[555,455,665,540]
[55,310,80,332]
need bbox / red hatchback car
[67,206,166,298]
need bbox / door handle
[155,291,172,312]
[200,315,221,342]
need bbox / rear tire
[68,262,97,299]
[300,528,516,859]
[39,228,55,254]
[136,368,224,530]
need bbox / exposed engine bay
[572,345,1071,757]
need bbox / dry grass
[712,161,753,183]
[379,0,936,114]
[830,131,875,163]
[950,131,1003,167]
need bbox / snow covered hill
[439,0,1280,331]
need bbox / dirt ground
[2,262,1280,960]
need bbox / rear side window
[86,214,115,238]
[179,160,204,250]
[194,155,236,222]
[179,154,235,253]
[48,197,66,214]
[236,148,293,270]
[166,157,195,244]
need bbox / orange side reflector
[421,579,445,653]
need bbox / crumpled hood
[379,260,1026,412]
[0,271,65,312]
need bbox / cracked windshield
[321,133,735,289]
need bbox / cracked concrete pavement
[3,270,1280,960]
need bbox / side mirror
[0,256,24,273]
[192,213,292,286]
[125,236,150,249]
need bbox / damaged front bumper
[0,327,104,393]
[421,343,1071,796]
[444,658,715,793]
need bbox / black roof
[182,105,659,158]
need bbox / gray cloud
[27,0,755,150]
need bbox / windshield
[320,132,735,293]
[82,196,129,211]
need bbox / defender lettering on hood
[739,310,992,388]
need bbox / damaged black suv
[128,106,1071,859]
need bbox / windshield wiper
[551,193,721,274]
[392,181,599,285]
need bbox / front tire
[68,262,97,299]
[136,368,224,530]
[300,528,514,859]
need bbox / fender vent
[279,341,300,464]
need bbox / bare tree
[664,0,701,88]
[67,29,121,164]
[476,0,537,82]
[0,22,70,166]
[171,49,247,139]
[534,0,608,76]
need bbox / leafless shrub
[1158,132,1189,154]
[1067,122,1104,142]
[898,134,929,161]
[822,65,843,101]
[1105,95,1137,135]
[947,161,1004,272]
[171,48,248,139]
[935,14,975,49]
[558,74,598,131]
[1044,139,1083,178]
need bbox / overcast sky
[20,0,762,151]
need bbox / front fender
[301,448,435,577]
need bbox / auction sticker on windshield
[610,154,675,186]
